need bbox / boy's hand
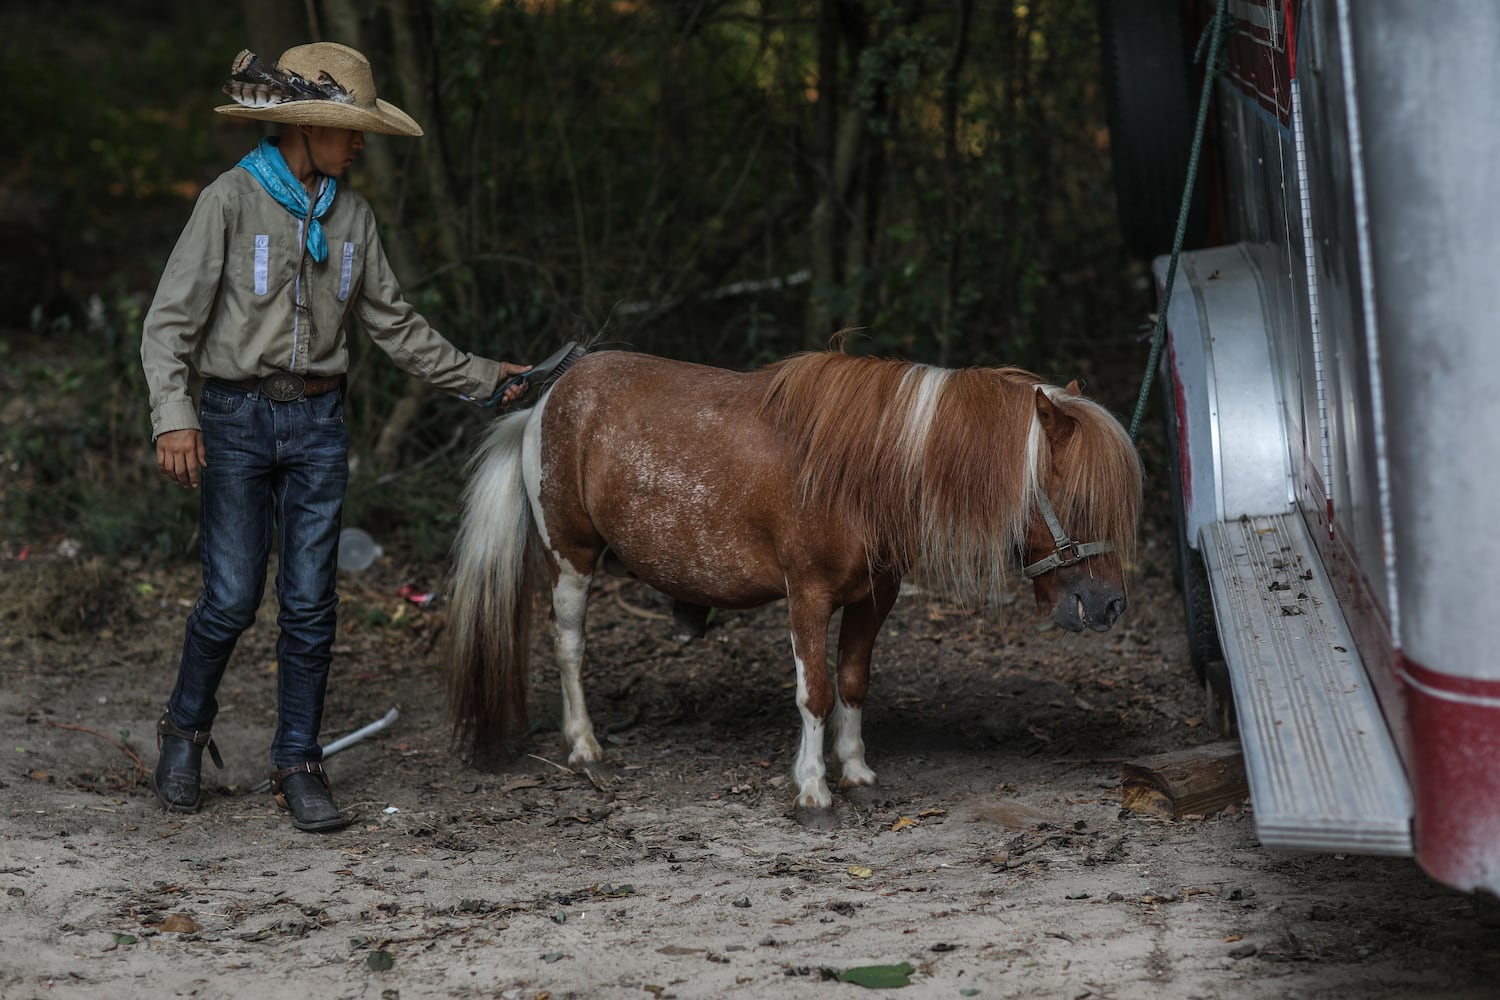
[156,429,207,489]
[494,362,533,408]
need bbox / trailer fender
[1155,242,1293,547]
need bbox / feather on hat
[215,42,423,137]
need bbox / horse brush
[484,340,586,408]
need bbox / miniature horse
[445,349,1142,828]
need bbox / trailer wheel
[1097,0,1209,259]
[1159,356,1235,733]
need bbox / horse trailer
[1101,0,1500,895]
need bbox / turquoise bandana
[237,138,337,262]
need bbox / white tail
[445,409,541,749]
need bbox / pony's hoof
[842,783,884,809]
[794,803,840,830]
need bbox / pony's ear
[1035,386,1077,444]
[1065,379,1083,396]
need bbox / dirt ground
[3,487,1500,1000]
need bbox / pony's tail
[445,409,542,754]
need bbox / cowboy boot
[152,714,224,813]
[271,762,351,832]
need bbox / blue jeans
[166,380,348,768]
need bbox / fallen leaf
[847,865,874,879]
[890,817,918,832]
[838,962,915,988]
[1223,934,1243,943]
[597,884,635,897]
[366,949,395,971]
[916,808,946,818]
[111,933,137,946]
[657,945,704,956]
[160,913,202,934]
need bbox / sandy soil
[3,514,1499,1000]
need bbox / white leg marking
[834,701,876,788]
[524,393,602,766]
[554,558,601,767]
[791,632,832,810]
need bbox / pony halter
[1022,489,1117,579]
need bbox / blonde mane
[760,352,1141,606]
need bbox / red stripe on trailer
[1400,656,1500,895]
[1285,1,1298,81]
[1169,340,1193,509]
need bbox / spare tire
[1097,0,1211,259]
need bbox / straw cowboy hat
[215,42,423,137]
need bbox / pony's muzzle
[1096,594,1127,630]
[1056,585,1127,632]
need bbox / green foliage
[836,961,916,987]
[0,5,234,326]
[3,0,1146,564]
[2,315,198,562]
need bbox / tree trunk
[326,0,480,468]
[937,0,975,367]
[317,0,432,468]
[805,0,842,345]
[371,0,470,467]
[321,2,417,277]
[806,0,872,346]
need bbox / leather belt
[217,373,346,402]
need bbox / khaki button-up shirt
[141,166,502,439]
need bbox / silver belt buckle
[262,372,305,402]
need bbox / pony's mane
[759,351,1141,605]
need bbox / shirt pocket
[336,240,362,302]
[230,232,294,298]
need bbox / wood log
[1121,741,1249,818]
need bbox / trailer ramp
[1202,513,1413,855]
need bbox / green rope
[1127,0,1232,442]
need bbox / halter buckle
[1023,538,1117,579]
